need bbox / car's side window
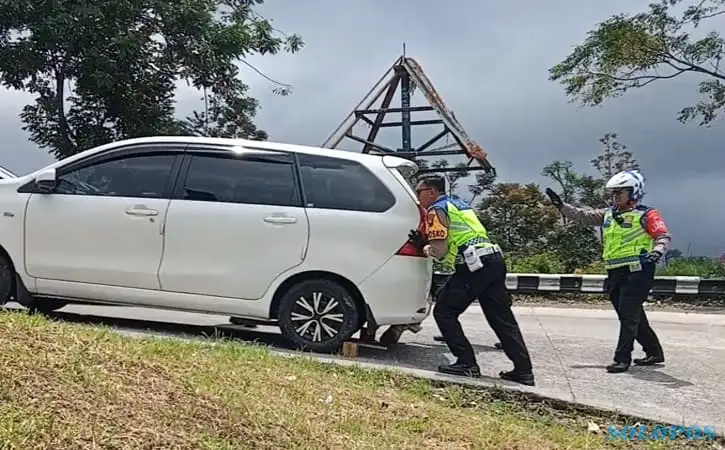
[182,152,301,207]
[55,153,177,198]
[297,153,395,212]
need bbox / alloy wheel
[290,292,345,342]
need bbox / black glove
[545,188,563,209]
[642,250,663,264]
[408,229,429,252]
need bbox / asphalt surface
[4,302,723,432]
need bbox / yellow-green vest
[602,206,654,269]
[429,196,494,270]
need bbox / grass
[0,311,718,449]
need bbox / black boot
[633,355,665,365]
[606,361,630,373]
[437,361,481,378]
[499,370,535,386]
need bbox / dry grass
[0,311,715,449]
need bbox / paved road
[5,302,723,432]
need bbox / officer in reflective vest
[546,169,670,373]
[408,176,535,385]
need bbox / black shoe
[493,342,503,350]
[633,355,665,366]
[499,370,535,386]
[606,361,630,373]
[433,335,446,342]
[438,362,481,378]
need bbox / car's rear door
[296,153,415,283]
[157,145,309,300]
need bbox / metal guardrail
[506,274,725,296]
[432,272,725,296]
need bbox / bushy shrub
[508,252,566,274]
[506,253,724,277]
[657,257,725,278]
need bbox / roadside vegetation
[0,311,717,449]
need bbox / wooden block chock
[341,341,358,358]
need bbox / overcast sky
[1,0,722,256]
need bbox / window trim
[17,143,186,198]
[174,145,304,207]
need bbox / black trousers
[433,253,532,372]
[607,263,664,364]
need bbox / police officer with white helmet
[545,170,671,373]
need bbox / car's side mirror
[34,168,57,193]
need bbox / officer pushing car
[408,176,535,385]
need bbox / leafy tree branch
[549,0,725,125]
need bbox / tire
[0,253,14,305]
[26,298,67,315]
[277,279,360,353]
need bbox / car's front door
[24,146,184,290]
[158,147,309,300]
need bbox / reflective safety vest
[429,196,495,270]
[602,206,654,269]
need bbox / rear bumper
[357,256,432,326]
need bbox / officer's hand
[408,229,429,251]
[642,250,663,264]
[545,188,563,209]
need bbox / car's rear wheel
[277,279,360,353]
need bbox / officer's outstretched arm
[546,188,605,226]
[425,208,450,260]
[559,203,606,227]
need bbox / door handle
[125,206,159,217]
[263,215,297,224]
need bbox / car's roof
[37,136,413,173]
[0,165,16,178]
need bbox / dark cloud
[1,0,722,256]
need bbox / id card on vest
[629,261,642,272]
[426,209,448,240]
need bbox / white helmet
[605,170,645,202]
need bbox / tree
[591,133,639,179]
[0,0,303,159]
[476,183,559,255]
[547,224,601,272]
[541,160,580,204]
[183,72,269,140]
[467,171,496,205]
[541,161,603,270]
[549,0,725,126]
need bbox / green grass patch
[0,310,717,449]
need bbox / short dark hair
[419,175,445,193]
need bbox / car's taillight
[396,205,427,258]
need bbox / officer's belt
[455,244,502,265]
[471,244,502,258]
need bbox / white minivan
[0,136,433,352]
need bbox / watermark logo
[607,424,715,441]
